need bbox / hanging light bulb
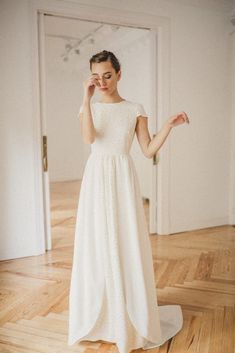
[65,43,73,51]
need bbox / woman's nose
[100,77,106,85]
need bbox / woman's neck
[99,93,125,103]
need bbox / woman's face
[91,61,121,96]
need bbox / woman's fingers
[177,111,189,124]
[168,111,190,127]
[89,76,100,87]
[173,111,190,126]
[182,111,190,123]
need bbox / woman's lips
[100,87,108,90]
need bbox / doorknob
[152,134,159,165]
[43,135,48,172]
[153,152,159,165]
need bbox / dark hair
[89,50,121,73]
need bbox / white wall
[0,0,45,260]
[169,6,233,231]
[0,0,234,260]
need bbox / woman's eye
[104,75,111,79]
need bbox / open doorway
[38,12,158,250]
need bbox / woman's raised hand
[83,75,101,100]
[167,111,190,128]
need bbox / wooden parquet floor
[0,180,234,353]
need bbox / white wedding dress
[67,100,183,353]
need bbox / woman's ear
[117,70,121,81]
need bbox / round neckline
[96,99,127,104]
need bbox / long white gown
[67,100,183,353]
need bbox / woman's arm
[79,98,96,144]
[135,111,190,159]
[79,75,101,144]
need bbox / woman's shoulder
[92,100,142,107]
[126,100,148,117]
[91,100,147,117]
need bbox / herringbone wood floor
[0,180,234,353]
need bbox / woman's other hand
[167,111,190,128]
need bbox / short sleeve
[136,103,148,118]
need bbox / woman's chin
[99,88,108,93]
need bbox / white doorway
[33,3,171,252]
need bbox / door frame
[30,0,172,251]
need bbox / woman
[68,50,190,353]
